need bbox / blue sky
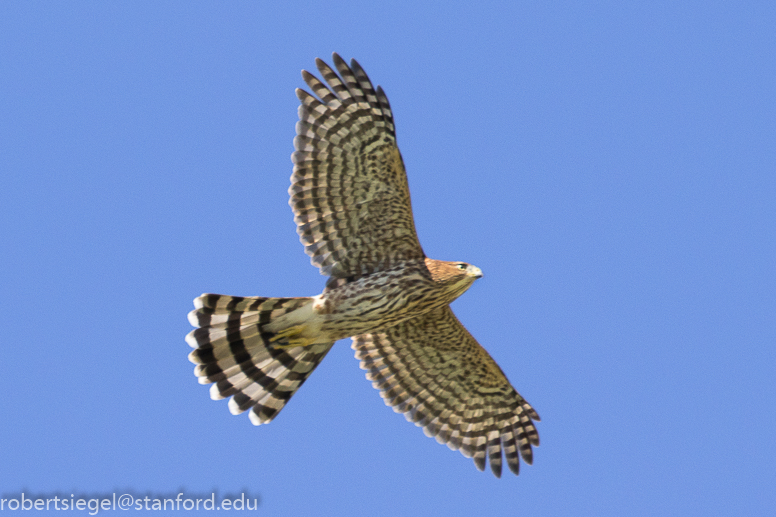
[2,2,774,515]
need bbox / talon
[269,325,314,348]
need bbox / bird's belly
[313,275,443,340]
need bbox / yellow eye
[457,263,467,270]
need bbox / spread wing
[290,53,425,283]
[352,306,540,477]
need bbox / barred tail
[186,293,333,425]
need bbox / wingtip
[508,459,520,476]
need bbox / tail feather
[187,293,333,424]
[188,293,311,328]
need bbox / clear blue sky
[2,2,774,515]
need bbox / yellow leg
[269,325,316,348]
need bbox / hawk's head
[425,258,482,300]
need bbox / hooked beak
[469,266,483,279]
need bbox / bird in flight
[186,53,540,477]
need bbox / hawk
[186,54,540,477]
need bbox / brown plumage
[187,53,540,477]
